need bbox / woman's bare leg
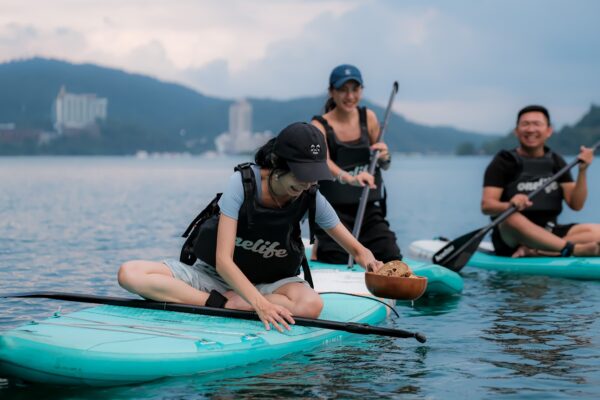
[224,283,323,318]
[118,260,209,305]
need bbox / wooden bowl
[364,272,428,300]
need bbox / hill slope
[0,58,493,155]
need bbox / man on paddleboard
[482,105,600,257]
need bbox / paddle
[433,141,600,272]
[4,291,427,342]
[348,81,399,268]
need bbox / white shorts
[163,259,309,295]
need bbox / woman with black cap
[311,64,402,264]
[118,122,383,333]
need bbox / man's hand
[577,145,595,171]
[509,194,532,211]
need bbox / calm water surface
[1,155,599,399]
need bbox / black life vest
[312,107,385,205]
[180,163,316,286]
[501,148,564,221]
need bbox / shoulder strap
[301,256,314,288]
[507,148,523,172]
[307,185,318,244]
[234,163,257,229]
[180,192,223,265]
[312,115,330,130]
[312,116,337,160]
[182,193,223,238]
[358,107,369,141]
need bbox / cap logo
[310,144,321,155]
[345,68,351,75]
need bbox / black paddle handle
[4,291,426,342]
[349,82,399,267]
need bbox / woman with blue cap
[311,64,402,264]
[118,122,383,333]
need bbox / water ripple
[1,156,600,399]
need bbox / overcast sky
[1,0,599,134]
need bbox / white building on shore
[53,86,108,134]
[215,99,273,154]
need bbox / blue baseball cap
[329,64,363,89]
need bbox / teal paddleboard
[308,257,464,296]
[0,293,387,386]
[410,239,600,280]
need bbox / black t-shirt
[483,147,574,226]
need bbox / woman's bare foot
[511,245,539,258]
[574,242,600,257]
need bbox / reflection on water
[476,272,600,395]
[1,156,600,399]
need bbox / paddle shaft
[348,81,399,267]
[5,291,426,342]
[434,141,600,267]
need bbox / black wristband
[205,289,228,308]
[560,241,574,257]
[378,155,391,167]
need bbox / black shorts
[314,201,401,264]
[491,223,577,256]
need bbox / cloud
[0,23,87,60]
[1,0,599,133]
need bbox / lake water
[1,155,599,399]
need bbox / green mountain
[0,58,493,155]
[482,105,600,155]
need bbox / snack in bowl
[365,260,428,300]
[377,260,412,277]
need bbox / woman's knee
[117,260,146,289]
[296,292,323,318]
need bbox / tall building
[229,99,252,138]
[215,99,273,154]
[53,86,108,134]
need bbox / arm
[310,119,376,188]
[562,146,593,211]
[481,152,531,215]
[215,213,294,332]
[323,222,383,272]
[481,186,531,216]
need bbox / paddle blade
[432,229,483,272]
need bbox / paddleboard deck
[0,292,387,386]
[409,239,600,280]
[308,257,464,296]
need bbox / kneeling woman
[118,122,383,332]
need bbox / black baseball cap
[273,122,333,182]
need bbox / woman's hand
[371,142,390,163]
[350,171,376,188]
[253,296,295,333]
[354,248,383,273]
